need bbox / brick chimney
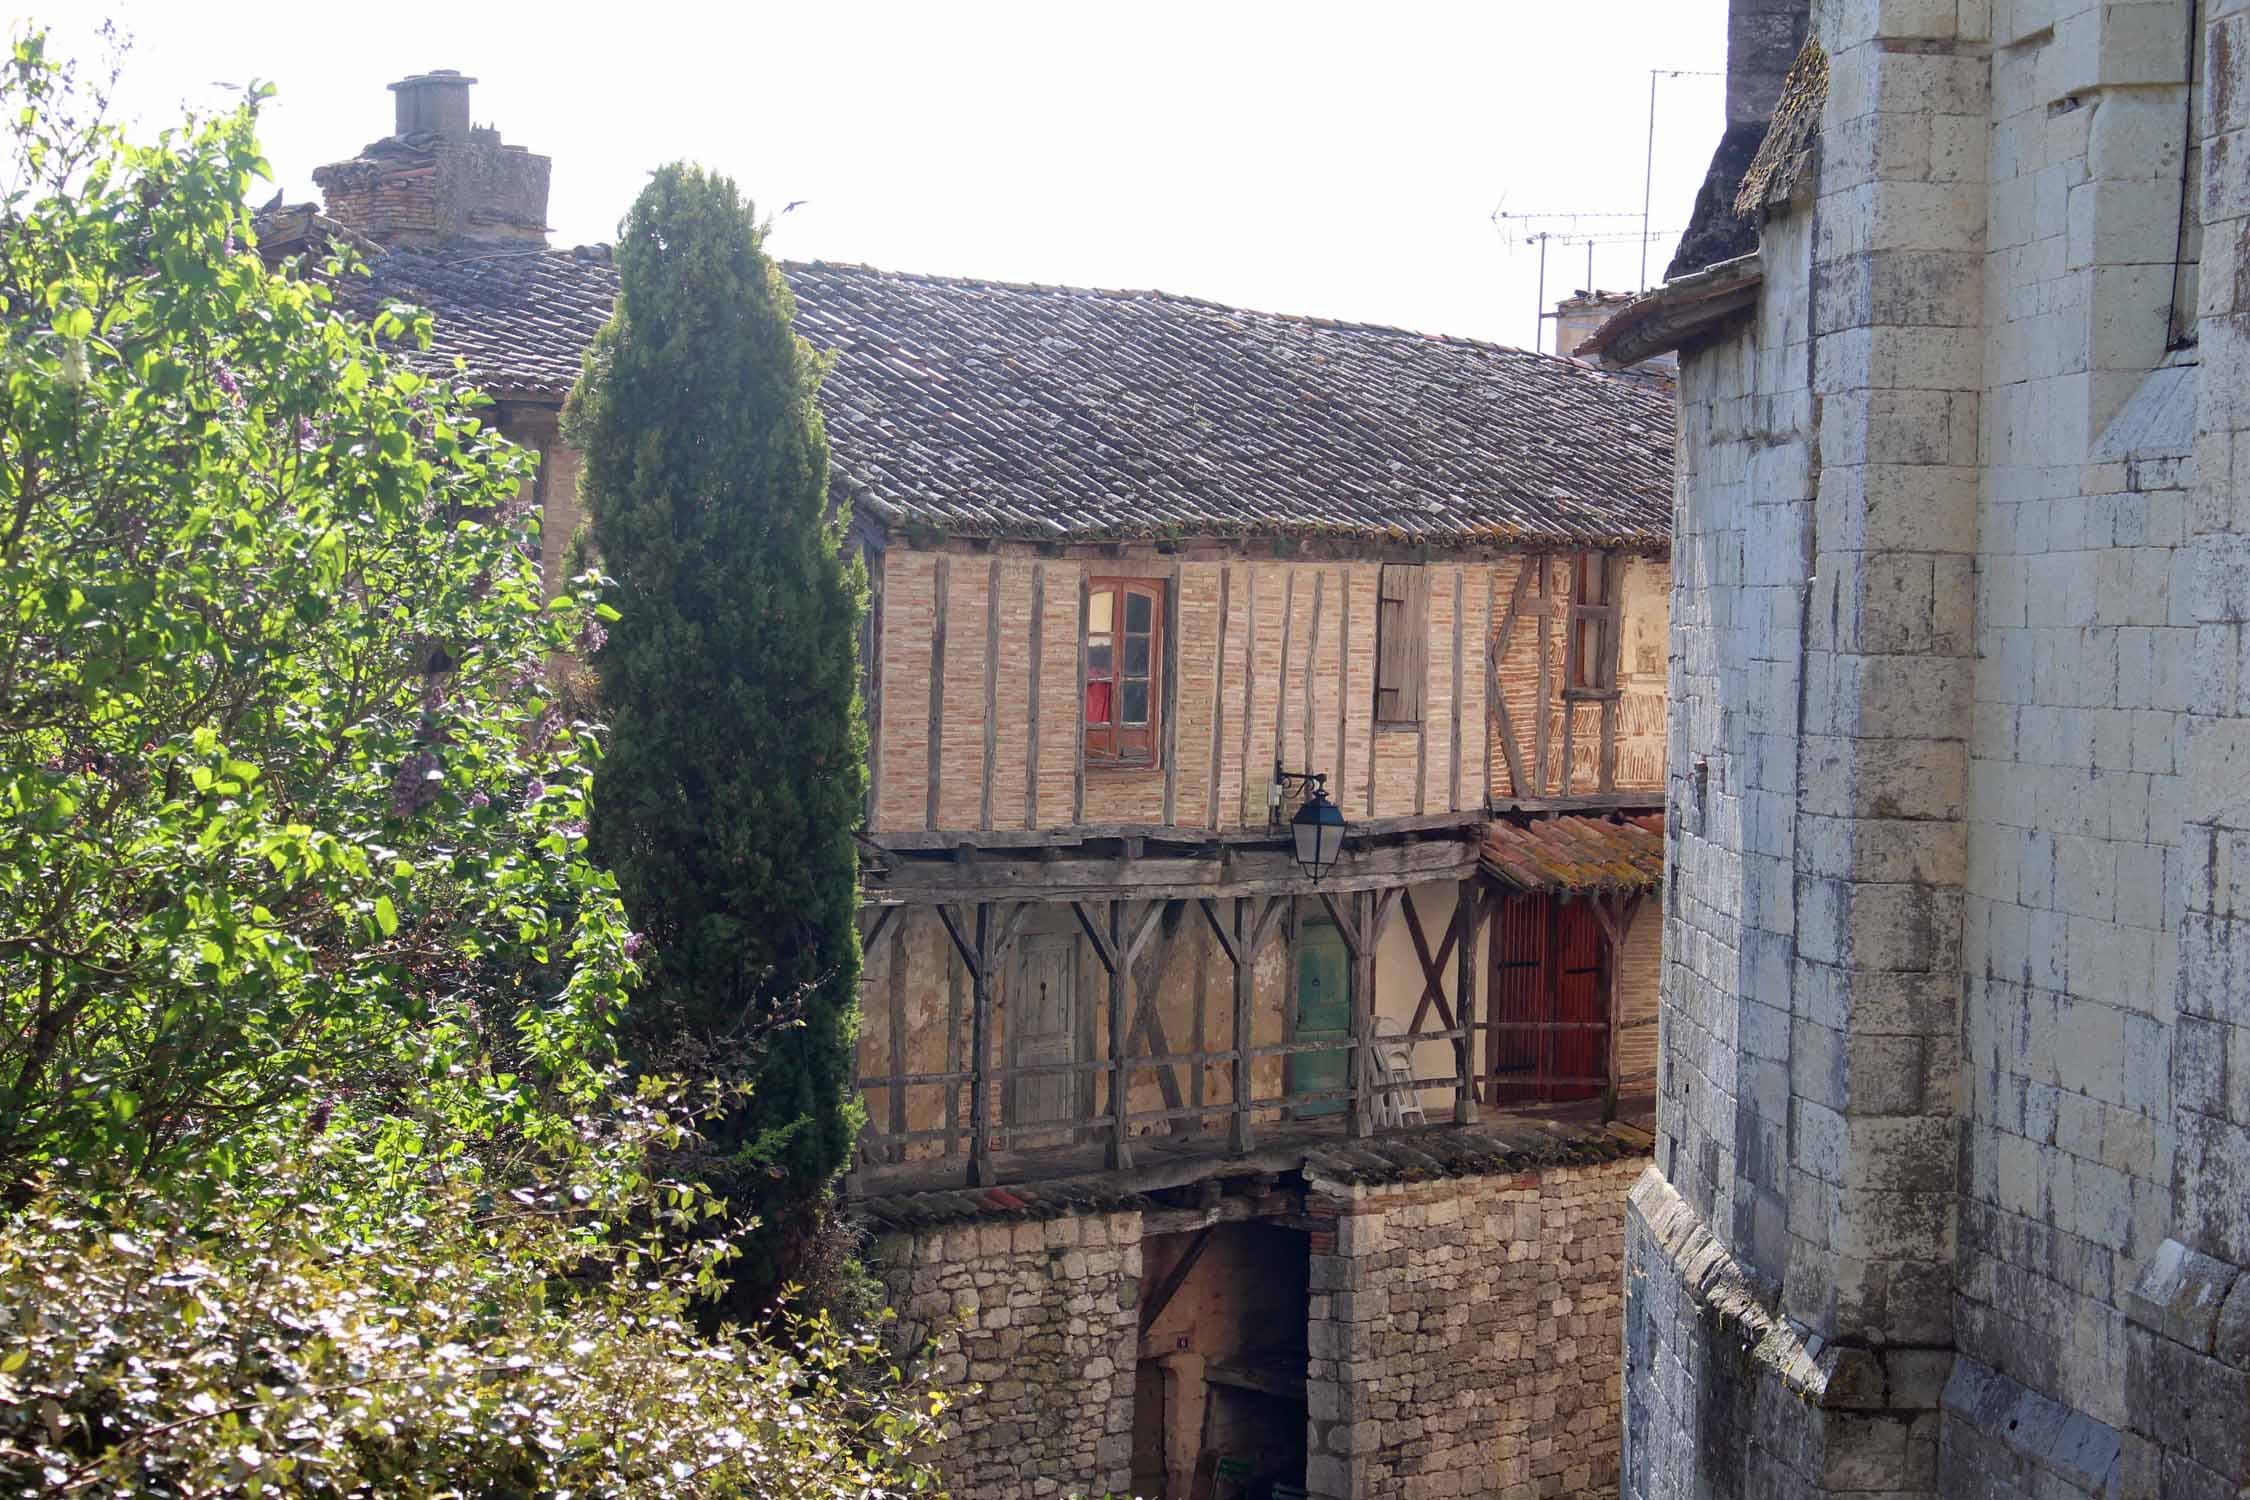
[312,70,550,249]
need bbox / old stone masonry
[1591,0,2250,1495]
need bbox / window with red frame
[1084,577,1164,766]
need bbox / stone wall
[868,1140,1650,1500]
[1304,1152,1647,1500]
[870,1212,1142,1498]
[1628,0,2250,1494]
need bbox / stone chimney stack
[312,70,550,249]
[390,70,475,138]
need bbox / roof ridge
[775,257,1642,376]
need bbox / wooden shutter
[1375,563,1427,724]
[1567,551,1621,692]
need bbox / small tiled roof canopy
[1480,813,1665,894]
[317,239,1674,548]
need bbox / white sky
[25,1,1728,351]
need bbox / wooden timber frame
[847,821,1662,1192]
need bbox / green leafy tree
[0,35,934,1495]
[565,165,868,1299]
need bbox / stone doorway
[1132,1220,1311,1500]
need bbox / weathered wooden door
[1290,922,1351,1117]
[1008,932,1079,1139]
[1488,892,1608,1105]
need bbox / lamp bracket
[1269,761,1329,831]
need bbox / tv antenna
[1492,211,1676,353]
[1640,69,1723,286]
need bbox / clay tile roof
[849,1179,1153,1232]
[327,244,1675,547]
[1479,812,1665,894]
[1300,1118,1653,1186]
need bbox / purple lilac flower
[389,749,442,818]
[623,931,646,960]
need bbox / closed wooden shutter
[1375,563,1427,724]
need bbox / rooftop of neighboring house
[275,72,1676,551]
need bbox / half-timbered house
[277,70,1678,1500]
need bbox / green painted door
[1290,922,1351,1116]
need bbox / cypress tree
[565,166,866,1300]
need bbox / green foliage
[0,33,934,1496]
[0,1145,940,1499]
[565,165,869,1301]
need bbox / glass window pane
[1125,635,1150,674]
[1122,680,1149,725]
[1088,589,1114,635]
[1125,591,1152,632]
[1088,640,1112,676]
[1085,679,1113,725]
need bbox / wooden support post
[886,919,909,1162]
[1108,897,1132,1168]
[935,902,994,1186]
[1454,877,1480,1125]
[1230,896,1254,1154]
[1349,888,1375,1138]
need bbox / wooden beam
[1026,562,1045,829]
[1125,903,1189,1132]
[1449,568,1465,811]
[926,557,949,831]
[1163,559,1183,827]
[1302,569,1324,775]
[1490,562,1533,799]
[871,833,1482,905]
[1599,552,1625,794]
[1317,887,1363,957]
[886,919,909,1162]
[934,902,982,978]
[1275,568,1297,772]
[1237,567,1259,827]
[865,542,884,830]
[1107,898,1132,1168]
[1124,897,1170,968]
[968,902,993,1185]
[1399,888,1460,1033]
[1534,556,1551,797]
[859,902,897,952]
[1335,566,1352,817]
[864,806,1496,852]
[1070,899,1122,974]
[1229,896,1255,1153]
[1197,896,1243,969]
[1454,875,1480,1124]
[981,558,1001,830]
[1073,571,1090,824]
[1206,565,1231,830]
[944,927,963,1156]
[1347,887,1374,1139]
[1138,1226,1215,1331]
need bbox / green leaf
[372,895,398,937]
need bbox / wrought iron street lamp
[1270,762,1348,880]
